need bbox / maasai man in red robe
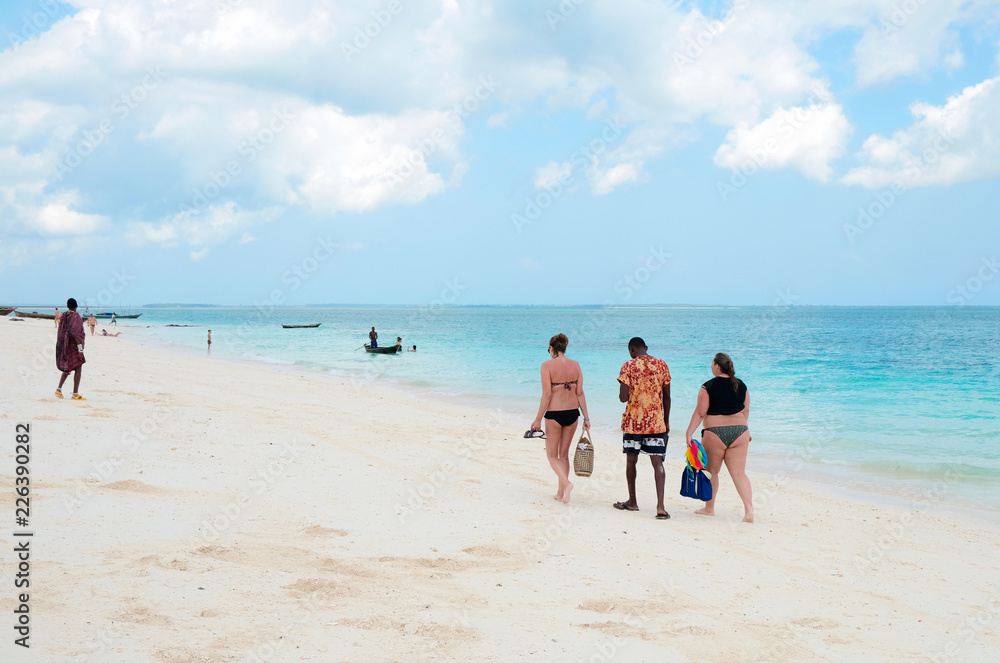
[55,297,87,400]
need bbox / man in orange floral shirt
[613,337,671,519]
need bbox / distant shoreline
[122,303,1000,309]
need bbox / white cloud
[0,146,48,210]
[34,200,109,235]
[0,0,485,250]
[852,0,967,87]
[526,0,997,190]
[0,0,997,252]
[714,102,852,181]
[129,203,283,248]
[269,105,463,214]
[842,76,1000,189]
[944,48,965,70]
[590,162,640,195]
[520,1,861,193]
[0,236,103,271]
[534,160,573,190]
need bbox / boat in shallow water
[282,323,321,328]
[15,310,55,320]
[92,312,142,319]
[364,344,400,354]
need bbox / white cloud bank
[0,0,998,255]
[715,101,852,182]
[35,198,110,235]
[842,76,1000,189]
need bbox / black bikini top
[551,380,578,390]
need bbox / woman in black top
[684,352,754,523]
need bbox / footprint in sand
[301,525,349,537]
[103,479,163,494]
[282,578,345,598]
[461,546,510,558]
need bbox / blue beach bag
[680,466,713,502]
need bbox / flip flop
[55,389,63,399]
[523,429,546,439]
[656,512,670,520]
[613,501,638,511]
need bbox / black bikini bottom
[544,409,580,427]
[704,425,749,448]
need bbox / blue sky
[1,0,999,307]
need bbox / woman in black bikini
[530,333,591,504]
[684,352,754,523]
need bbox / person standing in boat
[369,327,378,348]
[55,298,87,400]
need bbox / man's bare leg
[614,454,640,510]
[650,455,667,516]
[72,367,82,394]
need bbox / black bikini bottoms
[704,425,749,448]
[544,409,580,427]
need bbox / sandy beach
[2,317,999,662]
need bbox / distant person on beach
[87,314,96,336]
[614,337,672,519]
[529,333,591,504]
[110,312,117,325]
[208,330,212,349]
[685,352,754,523]
[408,345,417,352]
[55,298,86,400]
[101,329,122,337]
[54,307,60,328]
[369,327,378,348]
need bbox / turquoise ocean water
[120,306,1000,509]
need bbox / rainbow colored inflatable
[686,439,707,470]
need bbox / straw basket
[573,429,594,477]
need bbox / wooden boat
[92,312,142,319]
[15,311,55,320]
[282,323,321,329]
[364,344,401,354]
[0,307,15,316]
